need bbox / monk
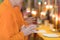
[0,0,37,40]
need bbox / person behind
[0,0,37,40]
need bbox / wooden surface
[37,24,60,40]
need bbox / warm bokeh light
[38,2,41,5]
[56,16,58,21]
[49,5,53,9]
[41,12,46,16]
[46,5,49,9]
[44,2,47,5]
[31,10,37,17]
[52,29,56,31]
[52,15,55,18]
[46,5,53,9]
[26,8,30,12]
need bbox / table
[37,24,60,40]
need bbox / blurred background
[20,0,60,40]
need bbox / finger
[29,24,37,29]
[32,30,38,33]
[27,30,33,35]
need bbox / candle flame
[31,11,37,15]
[38,2,41,5]
[26,8,30,12]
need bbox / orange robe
[0,0,27,40]
[14,7,28,40]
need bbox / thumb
[21,25,26,29]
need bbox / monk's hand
[25,17,36,24]
[21,24,37,36]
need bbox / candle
[44,2,47,5]
[38,2,41,12]
[49,5,53,9]
[52,15,55,18]
[46,5,49,9]
[52,29,56,31]
[38,2,41,5]
[55,15,58,31]
[56,15,58,25]
[37,2,41,18]
[40,11,46,16]
[46,5,53,9]
[31,10,37,17]
[26,8,30,13]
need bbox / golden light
[52,15,55,18]
[26,8,30,12]
[55,15,58,31]
[52,29,56,31]
[41,12,46,16]
[44,2,47,5]
[56,16,58,21]
[46,5,49,9]
[46,5,53,9]
[31,11,37,15]
[38,2,41,5]
[31,10,37,17]
[49,5,53,9]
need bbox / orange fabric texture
[0,0,27,40]
[14,7,28,28]
[14,7,28,40]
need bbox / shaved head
[14,0,23,5]
[9,0,24,8]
